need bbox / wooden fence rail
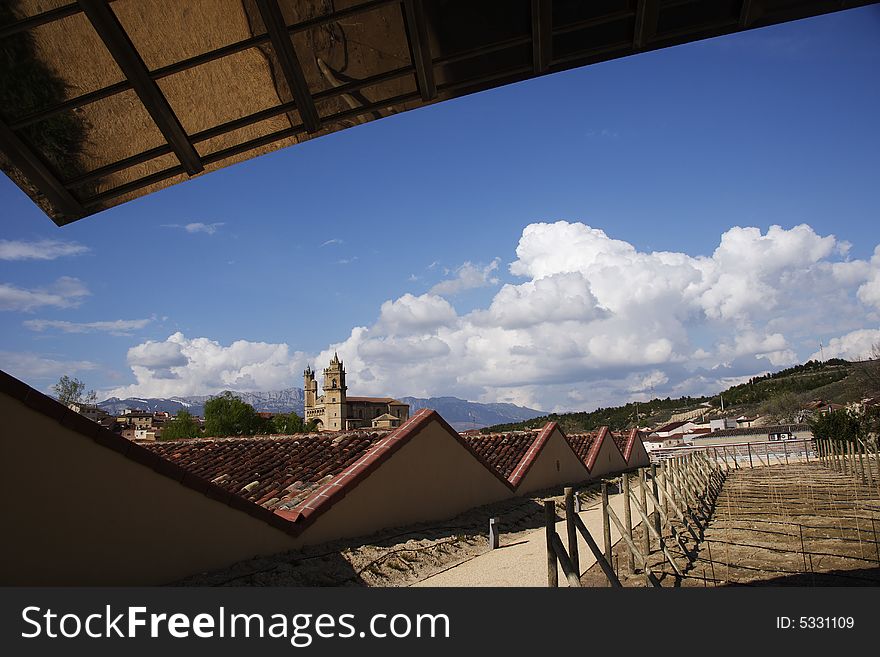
[544,450,728,587]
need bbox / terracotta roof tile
[462,432,540,481]
[610,430,628,456]
[566,431,601,464]
[143,433,382,512]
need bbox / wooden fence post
[860,439,874,488]
[622,473,634,573]
[545,499,558,587]
[604,505,662,587]
[639,469,650,557]
[564,487,579,576]
[628,488,683,576]
[651,464,662,538]
[856,439,867,485]
[601,481,612,564]
[873,440,880,496]
[747,443,753,469]
[572,514,622,587]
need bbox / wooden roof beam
[531,0,553,74]
[634,0,660,51]
[255,0,321,133]
[739,0,756,27]
[0,119,84,224]
[403,0,436,101]
[77,0,203,175]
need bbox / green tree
[268,412,320,434]
[160,410,201,441]
[272,412,304,434]
[51,375,96,406]
[808,409,863,445]
[203,392,263,437]
[759,391,805,424]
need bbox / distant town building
[709,417,737,432]
[804,400,846,416]
[66,402,109,423]
[650,420,698,438]
[303,353,409,431]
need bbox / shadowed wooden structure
[0,0,875,225]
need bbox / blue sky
[2,6,879,412]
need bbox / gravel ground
[176,482,609,586]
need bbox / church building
[303,353,409,432]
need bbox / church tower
[322,352,347,431]
[303,365,318,410]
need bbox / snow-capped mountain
[97,388,543,430]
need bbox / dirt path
[177,482,615,586]
[412,486,653,587]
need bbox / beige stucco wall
[587,437,628,478]
[0,392,298,585]
[688,429,813,447]
[516,429,590,495]
[294,422,512,546]
[627,438,651,469]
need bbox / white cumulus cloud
[107,332,309,398]
[809,328,880,361]
[109,221,880,411]
[0,277,90,312]
[0,239,90,261]
[429,259,500,297]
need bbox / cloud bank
[110,222,880,411]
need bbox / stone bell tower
[303,365,318,410]
[322,352,347,431]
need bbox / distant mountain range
[98,388,305,418]
[97,389,545,431]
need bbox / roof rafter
[531,0,553,74]
[0,118,83,223]
[402,0,436,101]
[255,0,321,134]
[633,0,660,51]
[77,0,204,175]
[739,0,756,27]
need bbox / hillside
[486,359,869,434]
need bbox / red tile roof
[143,433,382,512]
[463,432,540,481]
[565,427,622,470]
[346,396,399,404]
[610,430,628,456]
[566,430,602,465]
[608,428,641,462]
[1,368,638,545]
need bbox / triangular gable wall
[514,423,591,495]
[0,374,299,585]
[291,410,512,547]
[586,427,628,477]
[626,429,651,468]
